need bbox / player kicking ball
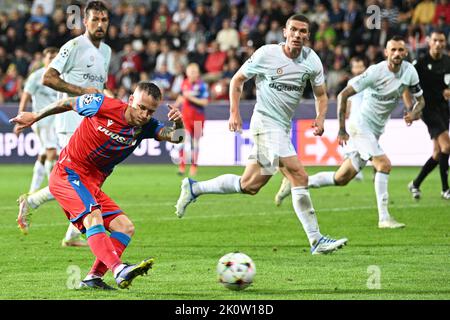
[11,82,184,289]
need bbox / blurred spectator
[194,3,211,33]
[260,1,282,26]
[413,0,436,25]
[210,0,228,39]
[203,41,227,83]
[327,59,349,99]
[185,22,206,53]
[433,0,450,26]
[315,19,337,47]
[0,46,11,74]
[155,39,177,75]
[187,41,208,73]
[239,4,260,34]
[120,42,143,73]
[110,5,124,28]
[216,19,240,52]
[229,4,243,30]
[407,24,428,59]
[398,0,417,32]
[167,22,185,51]
[3,27,21,54]
[23,28,42,55]
[28,5,51,30]
[0,64,22,102]
[141,40,160,74]
[265,20,284,44]
[151,63,173,96]
[27,51,43,74]
[366,44,384,66]
[152,3,172,33]
[117,61,139,92]
[31,0,54,15]
[374,19,396,48]
[167,62,185,100]
[381,0,400,30]
[310,2,330,29]
[248,22,268,49]
[136,4,152,30]
[344,0,362,26]
[172,0,194,33]
[105,25,124,52]
[116,85,130,103]
[328,0,345,31]
[121,5,137,36]
[12,47,30,77]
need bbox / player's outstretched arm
[43,67,100,96]
[336,85,357,146]
[157,104,185,143]
[312,84,328,136]
[10,97,78,133]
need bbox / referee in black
[408,29,450,200]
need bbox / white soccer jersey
[347,76,364,111]
[349,60,423,137]
[49,34,111,134]
[24,67,58,126]
[240,44,325,130]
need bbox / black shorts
[422,107,449,139]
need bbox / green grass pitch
[0,164,449,300]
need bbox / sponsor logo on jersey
[269,82,302,92]
[83,73,105,83]
[371,92,399,102]
[97,126,137,146]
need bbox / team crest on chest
[276,68,283,75]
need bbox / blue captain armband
[76,93,105,117]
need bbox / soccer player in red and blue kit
[11,82,184,290]
[174,63,209,176]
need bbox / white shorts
[344,125,385,171]
[248,114,296,173]
[32,123,58,156]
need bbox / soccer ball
[217,252,256,291]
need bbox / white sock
[29,161,45,193]
[44,159,56,180]
[308,172,335,188]
[291,187,322,246]
[113,264,127,278]
[192,174,242,196]
[64,223,82,241]
[27,186,54,209]
[374,172,390,221]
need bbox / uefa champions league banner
[0,101,432,165]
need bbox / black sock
[439,153,449,191]
[413,156,439,188]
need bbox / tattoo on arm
[158,121,184,143]
[36,97,78,121]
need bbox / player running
[408,30,450,200]
[11,81,184,290]
[175,14,348,255]
[274,56,368,206]
[14,47,59,201]
[295,36,425,229]
[174,63,209,176]
[16,1,112,246]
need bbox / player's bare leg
[372,155,405,229]
[82,210,153,289]
[280,156,347,255]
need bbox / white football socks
[374,172,390,222]
[27,186,54,209]
[192,174,242,196]
[64,223,83,242]
[308,172,336,188]
[291,187,322,246]
[44,159,56,180]
[29,161,45,193]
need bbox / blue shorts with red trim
[49,164,124,233]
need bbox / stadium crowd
[0,0,449,103]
